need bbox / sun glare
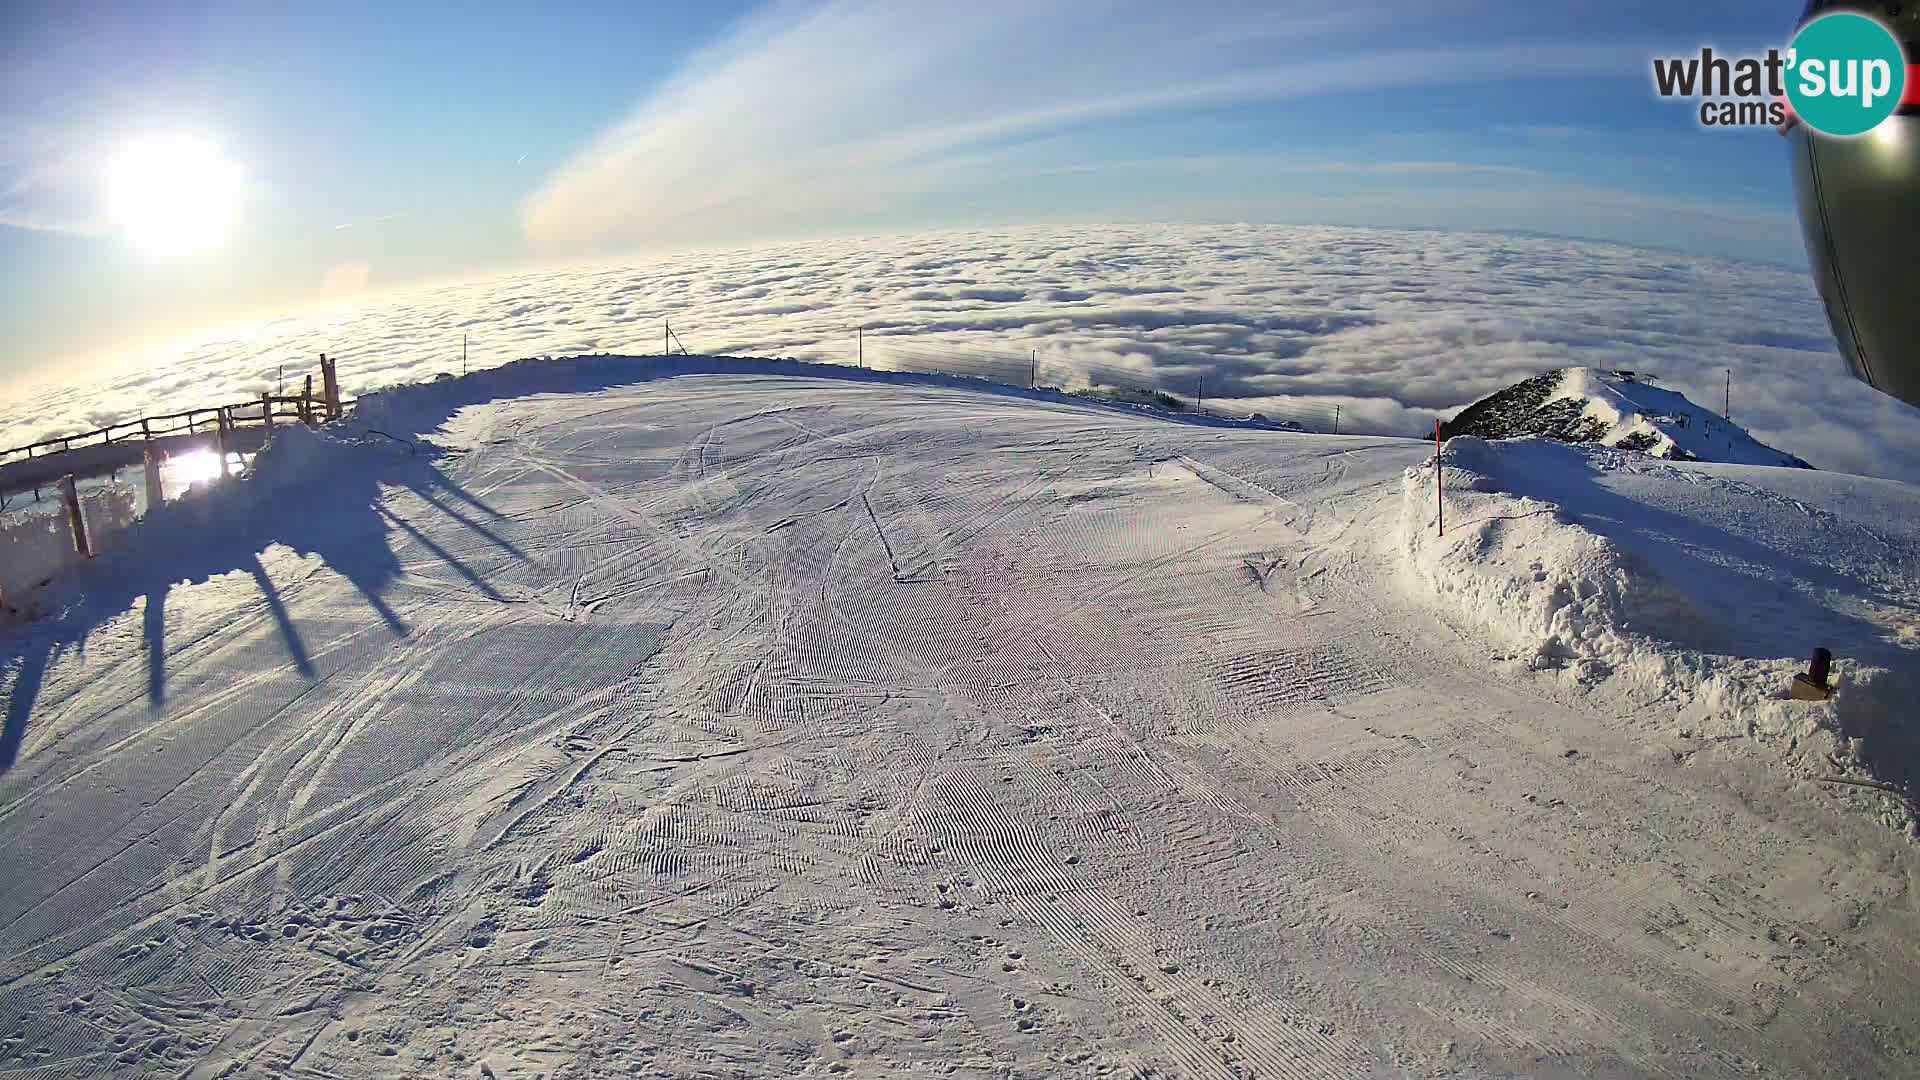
[104,131,244,257]
[165,449,228,488]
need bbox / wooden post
[144,443,164,510]
[262,392,275,435]
[1196,376,1204,412]
[1332,404,1341,435]
[664,319,670,357]
[141,418,152,439]
[857,327,864,369]
[1031,349,1037,388]
[217,407,235,478]
[321,353,341,420]
[301,376,315,426]
[60,475,92,559]
[1435,419,1445,538]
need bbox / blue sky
[0,1,1817,384]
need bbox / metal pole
[1725,368,1731,422]
[463,333,469,376]
[665,319,670,357]
[1435,419,1445,537]
[262,393,274,436]
[1031,349,1037,388]
[1196,376,1203,412]
[1333,404,1340,435]
[858,327,864,369]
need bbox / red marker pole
[1434,419,1444,538]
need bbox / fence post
[262,392,275,436]
[217,407,235,478]
[321,353,341,420]
[857,327,864,369]
[1333,404,1340,435]
[301,376,315,426]
[1196,376,1204,412]
[60,475,92,559]
[1434,419,1445,537]
[1031,349,1037,389]
[144,443,165,510]
[664,319,670,357]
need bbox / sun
[104,131,245,257]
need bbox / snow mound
[2,485,138,611]
[1399,436,1920,823]
[1442,367,1813,468]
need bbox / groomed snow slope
[1399,436,1920,820]
[3,356,1918,1079]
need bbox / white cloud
[4,225,1915,484]
[521,0,1656,252]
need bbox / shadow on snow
[0,350,1349,773]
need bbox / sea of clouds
[5,224,1917,484]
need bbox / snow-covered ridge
[1441,367,1814,468]
[1398,435,1920,826]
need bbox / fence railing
[5,326,1348,479]
[0,355,351,469]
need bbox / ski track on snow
[1,374,1917,1078]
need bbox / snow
[1443,366,1813,468]
[0,483,137,606]
[1549,367,1812,467]
[3,357,1919,1078]
[1398,436,1920,823]
[7,225,1920,484]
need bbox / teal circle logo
[1788,12,1907,137]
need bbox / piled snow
[1442,367,1814,468]
[1399,435,1920,825]
[0,484,137,608]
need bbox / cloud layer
[5,224,1917,484]
[520,0,1652,253]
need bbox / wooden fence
[0,355,349,470]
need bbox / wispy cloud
[522,0,1655,252]
[0,120,112,237]
[331,212,408,232]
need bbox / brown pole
[217,407,235,478]
[302,376,315,425]
[262,392,275,435]
[144,443,165,510]
[60,474,92,559]
[321,353,341,420]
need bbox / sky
[0,1,1840,391]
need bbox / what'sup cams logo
[1653,11,1910,136]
